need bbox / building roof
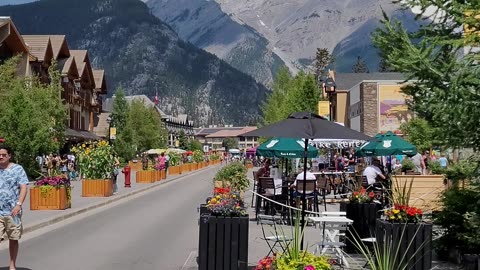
[0,17,34,60]
[22,35,53,62]
[205,126,257,138]
[195,127,244,136]
[49,35,70,59]
[92,70,107,94]
[334,72,406,90]
[57,56,78,78]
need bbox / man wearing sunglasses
[0,145,28,270]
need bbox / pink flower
[304,265,315,270]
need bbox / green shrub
[214,162,249,192]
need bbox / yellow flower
[232,195,236,198]
[216,195,220,199]
[390,215,395,220]
[82,144,86,148]
[393,209,400,214]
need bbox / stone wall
[361,82,378,136]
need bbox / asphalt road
[0,167,217,270]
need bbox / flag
[154,91,159,105]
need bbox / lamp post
[323,77,337,122]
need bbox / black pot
[463,254,480,270]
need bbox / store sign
[109,127,117,140]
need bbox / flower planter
[128,160,143,171]
[198,214,249,270]
[375,219,432,270]
[181,163,191,172]
[136,170,155,183]
[155,170,162,181]
[343,202,382,252]
[193,163,199,170]
[392,175,446,211]
[161,170,166,180]
[30,186,70,210]
[82,179,113,197]
[169,165,181,175]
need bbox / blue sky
[1,0,37,5]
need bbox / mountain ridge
[0,0,268,126]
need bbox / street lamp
[323,77,337,122]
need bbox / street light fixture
[323,77,337,121]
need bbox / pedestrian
[438,153,448,169]
[411,152,422,174]
[0,145,28,270]
[156,153,166,171]
[165,153,170,174]
[112,156,120,194]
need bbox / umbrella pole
[300,138,309,250]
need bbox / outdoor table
[308,216,353,268]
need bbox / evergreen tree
[314,48,335,82]
[352,56,370,73]
[0,58,67,176]
[178,131,188,150]
[111,87,128,130]
[377,58,394,72]
[372,2,480,149]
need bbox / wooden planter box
[343,202,382,252]
[161,170,166,179]
[392,175,446,211]
[198,214,249,270]
[376,219,432,270]
[169,165,181,175]
[193,163,199,170]
[181,163,191,172]
[30,186,70,210]
[155,170,161,181]
[128,161,143,171]
[136,170,155,183]
[245,163,253,169]
[82,179,113,197]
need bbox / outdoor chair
[314,218,350,266]
[251,170,258,207]
[294,179,319,214]
[256,177,278,220]
[257,214,292,257]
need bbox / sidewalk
[21,165,217,234]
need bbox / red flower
[369,191,375,198]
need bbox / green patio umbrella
[256,137,318,158]
[356,131,417,157]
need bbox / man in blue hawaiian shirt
[0,145,28,270]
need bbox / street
[0,168,218,270]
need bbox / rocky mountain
[145,0,285,85]
[0,0,268,126]
[147,0,418,73]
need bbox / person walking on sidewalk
[112,156,120,195]
[0,145,28,270]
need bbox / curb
[23,166,217,234]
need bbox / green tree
[0,58,67,177]
[314,48,335,82]
[372,2,480,149]
[222,137,238,151]
[188,139,203,152]
[178,131,188,150]
[400,118,439,152]
[262,66,292,125]
[262,68,320,125]
[352,56,369,73]
[127,100,167,153]
[377,58,394,72]
[111,87,128,130]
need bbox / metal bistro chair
[257,214,292,257]
[315,218,350,266]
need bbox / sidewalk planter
[375,219,433,270]
[136,170,155,183]
[30,186,70,210]
[181,163,191,172]
[169,165,181,175]
[82,179,113,197]
[128,160,143,171]
[198,214,249,270]
[344,202,382,252]
[161,170,166,180]
[155,170,161,181]
[392,175,445,211]
[192,163,199,170]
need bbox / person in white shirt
[291,168,317,210]
[362,159,386,185]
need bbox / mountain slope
[0,0,267,126]
[146,0,284,85]
[202,0,417,72]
